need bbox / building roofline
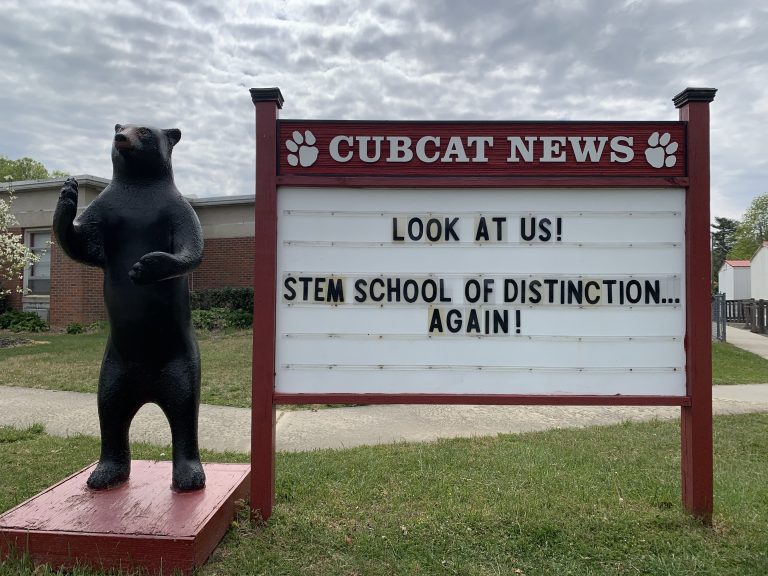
[1,175,255,207]
[1,175,110,192]
[187,194,254,206]
[750,242,768,261]
[724,260,751,267]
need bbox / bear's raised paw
[58,177,79,206]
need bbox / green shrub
[191,309,223,331]
[0,310,49,332]
[226,309,252,328]
[189,287,253,331]
[66,322,84,334]
[0,294,8,315]
[190,287,253,313]
[87,320,109,332]
[191,307,252,330]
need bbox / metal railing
[725,299,748,323]
[727,298,768,334]
[712,294,726,341]
[746,300,768,334]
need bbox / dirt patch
[0,337,35,349]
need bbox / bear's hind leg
[88,356,141,490]
[164,401,206,491]
[157,358,206,492]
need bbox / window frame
[23,228,52,297]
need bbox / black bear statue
[53,124,206,491]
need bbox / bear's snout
[114,132,132,150]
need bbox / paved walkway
[724,324,768,359]
[1,326,766,453]
[1,383,767,453]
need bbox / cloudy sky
[1,0,765,219]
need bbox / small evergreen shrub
[190,287,253,314]
[66,322,85,334]
[0,310,49,332]
[191,307,252,331]
[87,321,109,332]
[226,309,252,328]
[191,309,223,331]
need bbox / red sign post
[250,87,716,522]
[677,89,717,520]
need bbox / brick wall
[190,237,254,291]
[49,243,106,326]
[16,236,253,326]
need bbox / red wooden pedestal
[0,461,250,575]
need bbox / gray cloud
[0,0,766,219]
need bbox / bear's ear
[114,124,124,133]
[164,128,181,147]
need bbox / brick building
[1,176,255,327]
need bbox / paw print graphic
[286,130,319,167]
[644,132,678,169]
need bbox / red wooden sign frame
[250,87,716,522]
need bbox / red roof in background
[724,260,751,267]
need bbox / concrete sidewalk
[2,384,767,453]
[2,327,766,453]
[724,325,768,359]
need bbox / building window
[24,229,51,296]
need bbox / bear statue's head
[112,124,182,181]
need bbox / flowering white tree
[0,180,38,296]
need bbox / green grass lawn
[1,414,767,575]
[0,329,252,407]
[1,331,767,410]
[712,341,768,384]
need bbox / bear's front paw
[58,177,79,206]
[128,261,147,284]
[128,253,162,285]
[129,252,171,285]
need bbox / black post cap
[673,87,717,108]
[250,88,284,109]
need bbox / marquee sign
[273,121,687,399]
[251,87,716,522]
[276,185,685,397]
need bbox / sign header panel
[278,121,686,178]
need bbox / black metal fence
[725,298,768,334]
[712,294,726,341]
[725,299,748,323]
[746,300,768,334]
